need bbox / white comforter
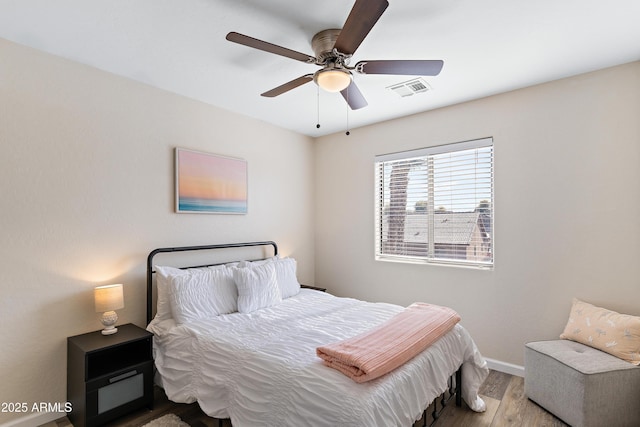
[148,290,488,427]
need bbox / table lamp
[94,284,124,335]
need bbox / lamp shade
[315,69,352,93]
[94,284,124,313]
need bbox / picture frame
[175,148,248,214]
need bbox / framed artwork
[175,148,248,214]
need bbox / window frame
[374,137,494,269]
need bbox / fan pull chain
[345,87,350,136]
[316,85,321,129]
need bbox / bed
[146,241,489,427]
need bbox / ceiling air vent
[387,77,432,97]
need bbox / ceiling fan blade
[334,0,389,55]
[261,74,314,98]
[356,60,444,76]
[340,81,368,110]
[226,32,316,63]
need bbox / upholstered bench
[525,339,640,427]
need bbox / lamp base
[101,326,118,335]
[100,310,119,335]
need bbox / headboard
[146,241,278,324]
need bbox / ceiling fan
[226,0,443,110]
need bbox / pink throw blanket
[316,302,460,383]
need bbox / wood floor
[44,370,567,427]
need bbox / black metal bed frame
[145,240,461,426]
[425,367,462,426]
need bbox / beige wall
[315,61,640,367]
[0,39,315,424]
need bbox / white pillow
[205,265,238,314]
[154,265,183,321]
[236,256,301,299]
[167,266,237,324]
[237,256,277,268]
[233,262,282,313]
[154,265,238,323]
[271,257,301,299]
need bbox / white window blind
[375,138,493,268]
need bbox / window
[375,138,493,268]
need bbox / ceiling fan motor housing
[311,29,343,64]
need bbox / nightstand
[301,284,327,292]
[67,323,153,427]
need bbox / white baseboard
[484,357,525,377]
[0,411,62,427]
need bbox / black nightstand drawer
[86,360,153,393]
[85,361,153,426]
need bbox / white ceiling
[1,0,639,136]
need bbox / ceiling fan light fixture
[314,69,352,93]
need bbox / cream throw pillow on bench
[560,298,640,365]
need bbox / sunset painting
[175,148,247,214]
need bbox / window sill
[375,255,493,270]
